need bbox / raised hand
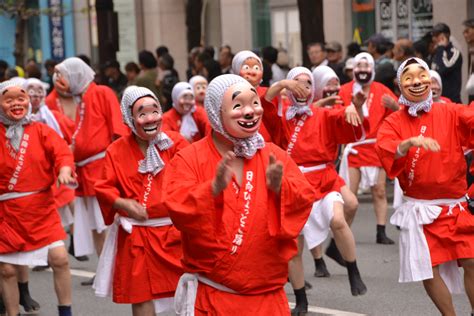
[344,104,362,126]
[352,90,367,109]
[212,151,236,196]
[381,94,399,111]
[57,166,77,186]
[266,154,283,193]
[314,95,343,108]
[410,136,441,152]
[285,80,310,99]
[115,198,148,221]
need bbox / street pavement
[25,189,472,316]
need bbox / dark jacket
[431,42,463,103]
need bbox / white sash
[0,191,39,201]
[174,273,238,316]
[339,138,376,188]
[298,163,327,174]
[390,196,465,293]
[93,216,173,298]
[76,151,106,167]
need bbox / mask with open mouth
[205,74,265,159]
[352,53,375,88]
[354,71,372,84]
[397,57,433,117]
[285,67,314,120]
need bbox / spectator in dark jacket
[157,53,179,112]
[431,23,463,103]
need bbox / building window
[251,0,272,50]
[271,7,301,67]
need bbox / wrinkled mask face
[239,58,262,87]
[353,59,372,84]
[193,80,208,103]
[221,82,263,139]
[175,92,195,115]
[0,86,30,121]
[26,83,46,111]
[292,73,312,105]
[431,77,441,101]
[53,69,71,94]
[131,96,162,141]
[400,63,431,102]
[322,77,340,98]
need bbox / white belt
[298,163,327,174]
[0,191,40,201]
[339,138,376,187]
[390,196,465,293]
[174,273,237,316]
[93,216,173,297]
[76,151,106,167]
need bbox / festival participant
[376,57,474,316]
[94,86,186,316]
[0,80,76,316]
[164,74,315,315]
[264,67,368,315]
[231,50,276,142]
[339,52,399,246]
[162,82,209,143]
[53,57,128,286]
[429,70,452,103]
[189,75,208,107]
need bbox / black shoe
[32,264,49,272]
[18,282,40,313]
[74,255,89,262]
[304,280,312,290]
[0,295,5,316]
[325,239,346,267]
[376,232,395,245]
[81,275,95,286]
[290,304,308,316]
[346,261,367,296]
[314,258,331,277]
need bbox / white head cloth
[172,82,199,141]
[0,80,32,151]
[204,74,265,159]
[397,57,433,117]
[9,77,27,87]
[23,78,63,138]
[55,57,95,104]
[189,75,208,89]
[353,52,376,94]
[231,50,262,75]
[312,65,339,100]
[121,86,173,175]
[429,70,442,91]
[285,67,315,120]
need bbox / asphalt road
[24,191,472,316]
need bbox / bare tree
[185,0,203,52]
[297,0,325,68]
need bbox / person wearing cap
[0,80,77,316]
[338,52,399,249]
[366,33,397,92]
[189,75,208,108]
[50,57,129,286]
[93,86,187,316]
[431,22,463,103]
[263,66,368,313]
[164,74,315,315]
[103,60,128,98]
[162,82,210,143]
[231,50,278,142]
[326,41,350,84]
[376,57,474,316]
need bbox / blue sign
[48,0,65,60]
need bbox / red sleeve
[326,107,365,144]
[99,86,129,138]
[94,150,121,225]
[267,145,315,239]
[45,90,60,111]
[194,107,211,137]
[375,113,407,178]
[455,104,474,149]
[260,96,284,147]
[382,85,398,117]
[41,124,75,174]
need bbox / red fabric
[164,136,315,312]
[339,81,396,167]
[261,99,363,200]
[72,83,129,196]
[95,131,187,303]
[440,96,452,103]
[376,103,474,199]
[45,89,60,112]
[162,107,210,143]
[0,123,73,252]
[195,284,290,316]
[257,86,275,143]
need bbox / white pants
[0,240,64,266]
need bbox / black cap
[431,23,450,36]
[463,19,474,28]
[104,60,120,69]
[365,33,388,46]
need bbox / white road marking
[288,302,366,316]
[39,267,95,278]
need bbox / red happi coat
[162,106,211,143]
[376,103,474,265]
[0,123,74,252]
[164,136,315,315]
[261,98,365,200]
[339,80,396,167]
[94,131,188,303]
